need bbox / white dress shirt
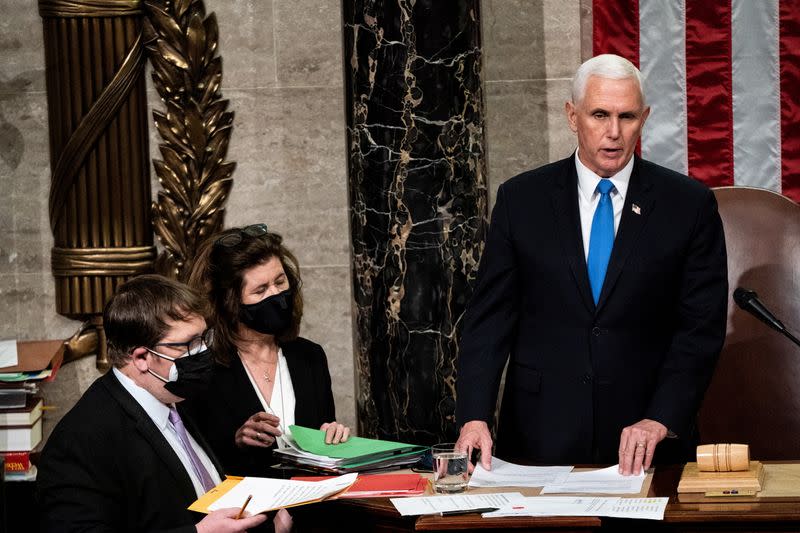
[575,149,634,260]
[241,348,297,448]
[112,368,222,497]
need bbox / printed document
[206,473,356,513]
[469,457,573,488]
[390,492,525,516]
[484,496,669,520]
[541,465,647,494]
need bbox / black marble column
[343,1,488,444]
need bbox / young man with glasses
[37,275,267,533]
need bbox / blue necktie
[587,179,615,304]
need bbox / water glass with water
[431,443,468,493]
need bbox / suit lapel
[551,158,595,314]
[100,371,197,497]
[596,156,656,312]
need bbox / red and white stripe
[593,0,800,203]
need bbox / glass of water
[431,443,468,493]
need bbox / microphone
[733,287,800,348]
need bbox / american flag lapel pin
[632,203,641,215]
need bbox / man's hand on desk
[618,418,668,476]
[456,420,493,473]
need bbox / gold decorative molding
[39,0,142,18]
[40,0,153,368]
[52,246,156,276]
[47,33,145,232]
[143,0,235,281]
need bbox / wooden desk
[292,464,800,532]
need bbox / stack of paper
[469,457,573,488]
[274,425,426,473]
[540,465,647,494]
[190,473,357,514]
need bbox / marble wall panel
[344,0,488,443]
[548,78,579,162]
[299,265,356,430]
[274,0,344,87]
[211,0,277,90]
[222,87,349,267]
[484,80,550,206]
[0,92,50,276]
[543,0,582,79]
[0,0,46,92]
[0,274,17,339]
[481,0,546,81]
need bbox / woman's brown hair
[188,226,303,365]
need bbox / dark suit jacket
[187,337,336,477]
[456,155,728,464]
[37,370,224,533]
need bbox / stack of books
[274,425,427,474]
[0,395,44,481]
[0,339,64,482]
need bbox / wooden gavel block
[696,443,750,472]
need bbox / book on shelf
[0,396,43,426]
[0,416,43,452]
[2,449,35,473]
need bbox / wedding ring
[637,442,646,448]
[256,431,262,441]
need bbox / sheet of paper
[207,473,357,513]
[469,457,573,488]
[484,496,668,520]
[0,340,18,368]
[540,464,646,494]
[390,492,525,516]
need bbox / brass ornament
[143,0,236,280]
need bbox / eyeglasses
[214,223,268,248]
[152,328,214,358]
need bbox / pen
[235,494,253,519]
[440,507,499,516]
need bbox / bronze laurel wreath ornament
[143,0,235,280]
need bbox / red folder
[291,473,427,498]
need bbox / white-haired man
[456,54,727,475]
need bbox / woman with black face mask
[184,224,350,488]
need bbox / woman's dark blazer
[187,337,336,477]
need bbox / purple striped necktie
[168,407,216,492]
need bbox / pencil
[235,495,253,519]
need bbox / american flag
[592,0,800,203]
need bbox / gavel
[696,443,750,472]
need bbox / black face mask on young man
[239,289,294,336]
[148,348,214,399]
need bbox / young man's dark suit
[37,370,224,533]
[456,154,728,464]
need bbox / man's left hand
[618,418,667,476]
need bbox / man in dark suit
[37,275,267,532]
[455,54,727,476]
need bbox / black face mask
[148,348,214,399]
[239,289,294,336]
